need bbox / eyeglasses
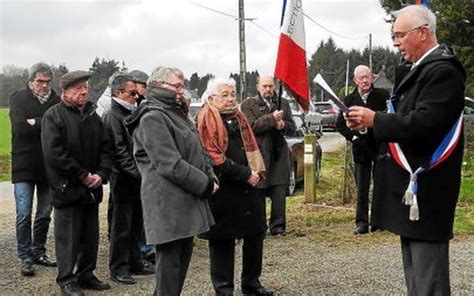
[391,24,428,41]
[33,79,52,85]
[123,90,139,97]
[213,93,236,100]
[162,82,185,91]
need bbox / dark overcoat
[371,45,466,241]
[336,87,389,162]
[125,88,215,245]
[200,117,266,240]
[241,95,296,187]
[102,99,140,203]
[9,87,59,183]
[41,101,113,208]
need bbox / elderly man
[42,71,113,296]
[129,70,149,105]
[125,66,217,296]
[241,75,296,236]
[345,5,465,295]
[103,74,154,285]
[336,65,388,235]
[9,62,59,276]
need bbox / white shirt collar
[412,44,439,68]
[112,96,137,112]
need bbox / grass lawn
[0,108,11,181]
[282,147,473,242]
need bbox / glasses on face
[33,79,52,86]
[163,82,185,91]
[123,90,139,97]
[214,93,236,100]
[391,24,428,41]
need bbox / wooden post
[304,134,317,203]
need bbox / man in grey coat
[125,66,217,296]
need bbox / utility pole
[238,0,247,103]
[369,33,373,71]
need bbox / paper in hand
[313,74,349,112]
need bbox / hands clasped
[82,173,103,189]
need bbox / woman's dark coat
[371,45,466,241]
[200,117,267,240]
[9,87,60,183]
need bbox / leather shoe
[78,276,111,291]
[111,272,136,285]
[242,286,275,296]
[34,254,57,267]
[130,264,155,275]
[60,282,84,296]
[353,225,369,235]
[21,261,35,276]
[270,227,286,236]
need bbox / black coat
[201,117,267,240]
[41,101,113,208]
[241,95,296,187]
[336,87,389,162]
[102,99,140,203]
[371,45,466,241]
[9,87,60,183]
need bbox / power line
[303,12,368,40]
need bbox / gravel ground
[1,190,473,295]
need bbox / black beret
[59,70,91,89]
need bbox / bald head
[257,75,276,99]
[353,65,373,94]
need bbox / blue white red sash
[387,100,463,221]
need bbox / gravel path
[1,191,473,295]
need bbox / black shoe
[130,264,155,275]
[21,261,35,276]
[111,272,136,285]
[270,227,286,236]
[242,286,275,296]
[353,225,369,235]
[370,226,383,232]
[60,282,84,296]
[78,276,111,291]
[34,254,57,267]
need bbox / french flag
[415,0,431,8]
[274,0,309,111]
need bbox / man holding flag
[345,5,465,295]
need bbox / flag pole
[277,80,283,110]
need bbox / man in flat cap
[41,70,113,296]
[9,62,59,277]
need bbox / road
[318,131,345,153]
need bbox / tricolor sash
[387,100,463,221]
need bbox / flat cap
[129,70,149,84]
[60,70,91,89]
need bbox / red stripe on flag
[274,34,309,111]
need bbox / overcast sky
[0,0,395,78]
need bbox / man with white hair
[345,5,466,294]
[336,65,388,235]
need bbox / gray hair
[353,65,371,77]
[28,62,53,81]
[392,4,437,35]
[111,73,135,94]
[148,66,184,88]
[256,75,275,86]
[205,77,236,98]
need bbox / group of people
[8,4,466,296]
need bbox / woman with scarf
[197,78,274,296]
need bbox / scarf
[197,102,265,174]
[28,83,51,104]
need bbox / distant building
[373,67,393,91]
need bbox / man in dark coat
[241,75,296,236]
[197,78,274,296]
[345,5,466,295]
[125,66,217,296]
[102,74,154,285]
[9,62,59,276]
[336,65,388,235]
[41,70,113,296]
